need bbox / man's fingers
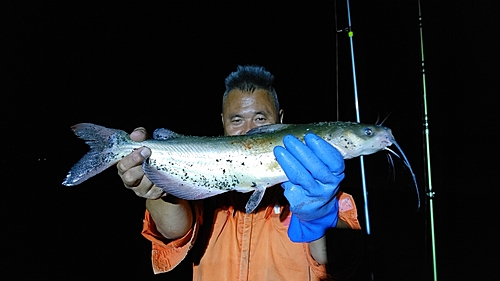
[304,133,345,176]
[124,173,163,199]
[274,145,314,186]
[117,147,151,175]
[281,135,333,183]
[116,126,161,199]
[141,185,165,199]
[122,166,145,187]
[129,176,153,195]
[121,160,164,199]
[130,127,148,142]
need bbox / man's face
[221,89,283,136]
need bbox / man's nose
[242,122,258,135]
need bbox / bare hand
[117,127,165,199]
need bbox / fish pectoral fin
[245,186,266,214]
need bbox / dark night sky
[2,1,498,280]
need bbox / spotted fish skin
[62,122,394,213]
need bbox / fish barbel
[63,122,396,213]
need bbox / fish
[62,122,414,213]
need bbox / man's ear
[278,109,284,124]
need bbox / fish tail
[62,123,132,186]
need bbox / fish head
[329,123,394,159]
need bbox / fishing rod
[418,0,438,280]
[334,1,340,121]
[335,0,372,236]
[335,1,375,280]
[336,2,436,280]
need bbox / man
[117,65,360,280]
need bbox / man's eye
[256,117,266,121]
[232,119,242,123]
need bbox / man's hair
[222,65,280,114]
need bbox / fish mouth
[381,140,393,147]
[380,134,394,148]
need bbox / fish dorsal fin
[246,124,289,135]
[153,128,182,140]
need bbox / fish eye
[364,128,373,136]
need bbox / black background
[2,1,498,280]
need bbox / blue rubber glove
[273,133,345,243]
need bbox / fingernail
[140,147,151,158]
[133,127,146,134]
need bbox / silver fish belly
[62,122,395,213]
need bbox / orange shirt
[142,186,360,281]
